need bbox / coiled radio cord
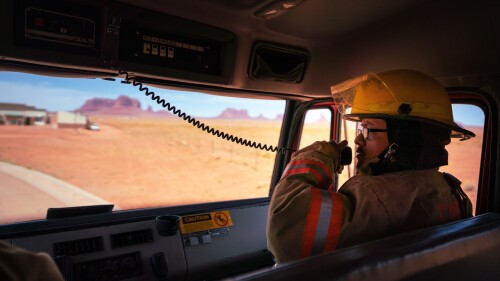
[84,36,293,154]
[109,66,292,154]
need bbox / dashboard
[1,200,274,281]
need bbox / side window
[298,108,356,186]
[299,108,332,149]
[439,104,485,215]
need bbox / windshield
[0,72,285,224]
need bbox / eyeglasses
[357,127,387,139]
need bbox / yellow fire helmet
[331,69,475,140]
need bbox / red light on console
[34,17,45,27]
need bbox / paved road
[0,161,118,223]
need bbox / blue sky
[0,72,285,119]
[0,72,485,126]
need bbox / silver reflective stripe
[311,190,332,255]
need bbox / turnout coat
[267,141,471,263]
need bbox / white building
[0,103,47,125]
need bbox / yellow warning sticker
[180,210,233,234]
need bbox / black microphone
[340,146,352,165]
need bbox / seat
[229,213,500,281]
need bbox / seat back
[230,213,500,281]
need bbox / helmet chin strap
[356,143,401,176]
[373,142,399,163]
[367,143,404,175]
[383,143,399,161]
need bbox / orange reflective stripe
[300,189,344,258]
[282,160,332,189]
[324,193,344,252]
[283,160,331,177]
[300,188,322,258]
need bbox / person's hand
[329,140,348,174]
[292,140,348,173]
[329,140,349,158]
[293,140,348,158]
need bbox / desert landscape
[0,117,282,222]
[0,96,483,224]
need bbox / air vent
[249,41,309,83]
[54,236,104,256]
[111,229,154,249]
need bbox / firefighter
[267,69,474,263]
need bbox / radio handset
[340,146,353,166]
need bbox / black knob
[151,252,168,281]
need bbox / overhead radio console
[11,0,101,57]
[112,4,237,85]
[23,7,97,48]
[119,24,222,77]
[2,0,237,84]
